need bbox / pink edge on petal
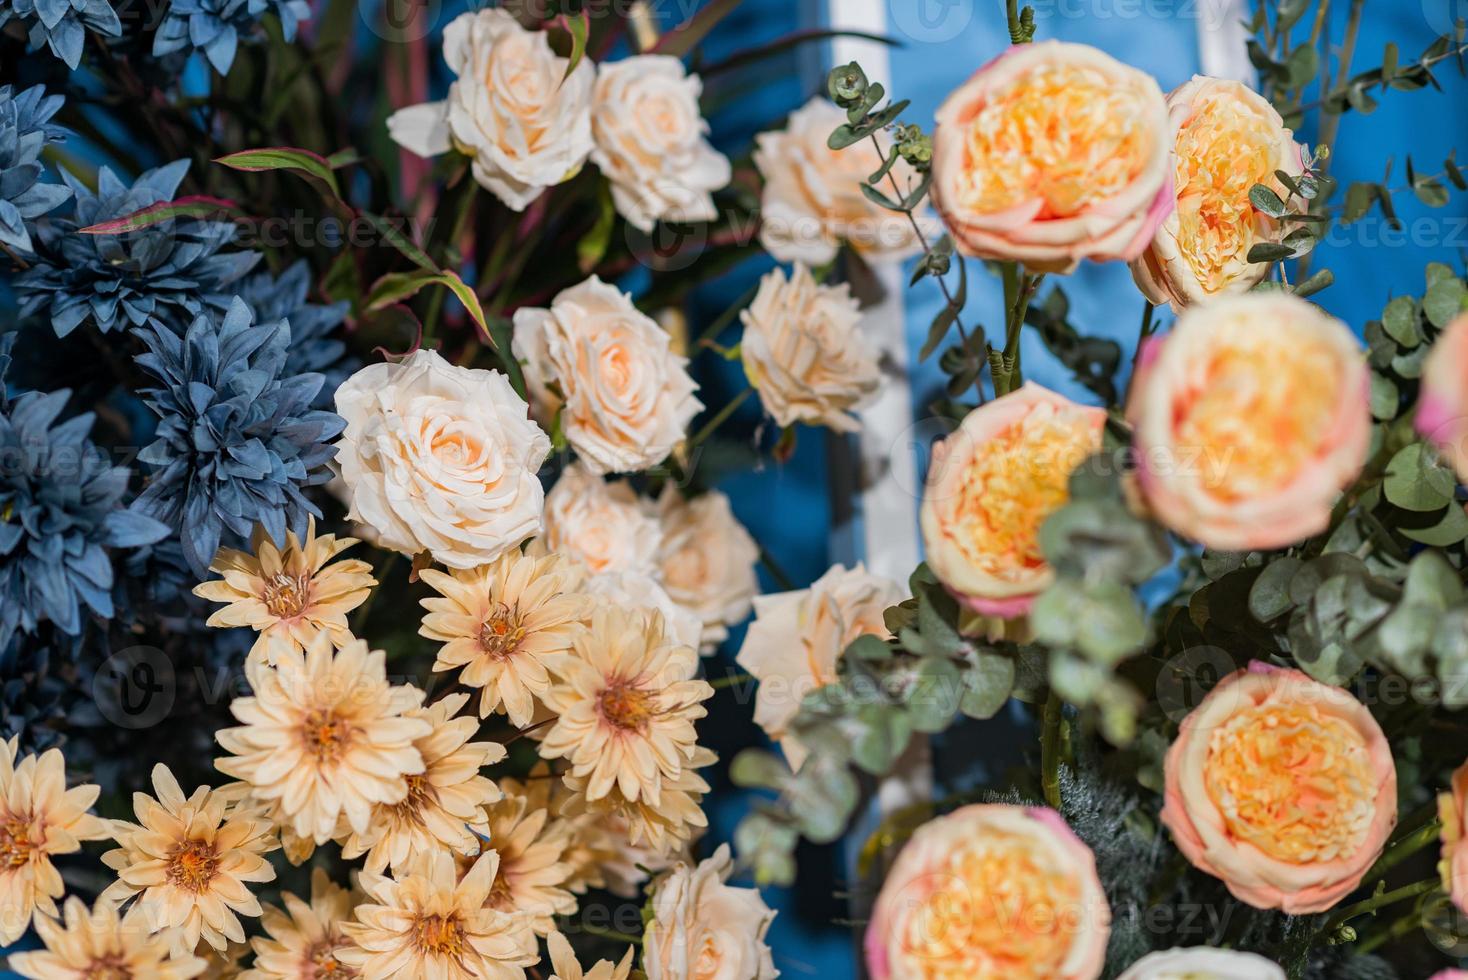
[1416,390,1456,443]
[863,920,890,980]
[1246,660,1282,675]
[1119,168,1177,261]
[950,586,1035,620]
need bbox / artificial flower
[583,569,704,653]
[333,348,551,570]
[547,930,634,980]
[476,783,577,935]
[642,844,778,980]
[235,259,356,409]
[1162,663,1396,914]
[152,0,311,75]
[388,9,595,210]
[865,804,1110,980]
[931,40,1172,273]
[101,765,278,953]
[193,518,376,664]
[590,55,731,232]
[513,276,701,475]
[1418,312,1468,483]
[0,0,120,68]
[559,745,715,858]
[653,487,760,651]
[920,383,1105,618]
[240,868,359,980]
[1117,948,1284,979]
[1128,292,1370,551]
[0,83,70,253]
[1439,758,1468,914]
[541,462,663,578]
[8,896,205,979]
[740,262,882,433]
[736,563,901,770]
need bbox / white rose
[543,462,662,578]
[333,349,549,570]
[755,96,927,265]
[513,276,701,474]
[741,262,882,432]
[1117,948,1285,980]
[655,487,759,651]
[387,9,595,211]
[643,844,778,980]
[583,570,703,652]
[591,55,732,232]
[736,563,900,771]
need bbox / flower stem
[1041,690,1063,810]
[689,388,752,447]
[1365,815,1443,884]
[576,924,643,945]
[1323,878,1437,934]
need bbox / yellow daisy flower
[8,896,205,979]
[560,746,715,858]
[241,868,360,980]
[473,781,576,936]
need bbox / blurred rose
[643,844,777,980]
[387,9,594,210]
[514,276,701,475]
[1131,76,1305,310]
[755,97,927,265]
[1418,313,1468,483]
[931,40,1172,273]
[735,563,900,770]
[590,55,731,232]
[865,804,1110,980]
[920,383,1104,618]
[582,569,703,653]
[542,462,662,579]
[1162,663,1396,914]
[334,349,549,569]
[740,262,881,432]
[654,487,759,651]
[1439,758,1468,915]
[1117,948,1284,979]
[1128,293,1369,551]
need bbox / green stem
[697,281,759,346]
[1041,691,1063,810]
[576,924,642,945]
[1128,300,1157,386]
[1365,816,1443,884]
[1355,906,1426,955]
[1323,878,1437,934]
[689,388,752,447]
[709,671,755,690]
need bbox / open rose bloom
[1162,664,1396,914]
[920,383,1104,618]
[866,804,1110,980]
[1117,948,1284,979]
[1130,76,1305,310]
[1128,293,1370,551]
[1418,313,1468,482]
[1439,759,1468,914]
[931,40,1172,273]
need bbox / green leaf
[1247,242,1295,263]
[1286,44,1319,87]
[851,706,912,774]
[1402,550,1464,609]
[484,317,526,400]
[1370,374,1400,420]
[1401,504,1468,546]
[1415,178,1450,207]
[557,10,589,83]
[905,656,963,733]
[1382,296,1422,346]
[1343,182,1378,223]
[919,302,960,361]
[1384,443,1458,511]
[1249,557,1304,622]
[1424,276,1468,328]
[729,749,789,790]
[1293,268,1334,299]
[1380,604,1437,665]
[365,270,492,346]
[859,182,901,211]
[1249,184,1287,217]
[576,184,616,273]
[359,212,437,272]
[215,146,341,200]
[76,195,247,234]
[959,652,1015,720]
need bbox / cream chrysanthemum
[474,777,576,936]
[0,740,107,944]
[241,868,360,980]
[420,551,590,727]
[561,746,716,858]
[101,765,278,953]
[338,851,538,979]
[194,519,376,664]
[340,692,504,875]
[215,632,432,846]
[9,896,205,979]
[539,607,712,806]
[547,931,634,980]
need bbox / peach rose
[1117,948,1284,979]
[1128,293,1370,551]
[387,9,595,211]
[735,562,900,771]
[642,844,777,980]
[513,276,701,475]
[333,349,550,569]
[1438,758,1468,914]
[1131,76,1306,310]
[920,383,1105,618]
[865,804,1110,980]
[542,462,662,579]
[590,55,731,232]
[1418,313,1468,483]
[654,487,760,651]
[754,97,926,265]
[583,570,703,653]
[1430,973,1468,980]
[931,40,1173,273]
[1161,663,1397,914]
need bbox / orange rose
[1439,759,1468,915]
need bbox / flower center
[391,774,433,824]
[262,570,311,618]
[479,605,526,661]
[79,955,134,980]
[412,913,466,957]
[301,709,353,764]
[167,838,220,892]
[0,818,39,869]
[306,939,356,979]
[598,681,655,732]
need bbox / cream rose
[1162,663,1397,914]
[542,461,662,578]
[655,486,760,651]
[740,262,881,432]
[590,55,731,232]
[755,97,927,265]
[642,844,777,980]
[1418,313,1468,483]
[735,562,900,771]
[583,570,703,653]
[921,383,1105,618]
[865,804,1110,980]
[387,9,594,211]
[1128,293,1370,551]
[1131,76,1305,310]
[333,349,550,569]
[931,40,1173,273]
[514,276,701,475]
[1439,758,1468,915]
[1117,948,1285,980]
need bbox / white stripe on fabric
[1197,0,1256,83]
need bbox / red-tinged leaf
[701,28,899,77]
[556,10,589,83]
[368,304,425,361]
[365,269,494,348]
[215,147,342,199]
[78,195,247,234]
[652,0,743,59]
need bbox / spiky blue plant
[236,260,356,408]
[152,0,311,75]
[133,297,344,578]
[0,84,70,255]
[0,0,121,68]
[13,160,258,337]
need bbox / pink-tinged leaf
[365,269,493,348]
[369,304,424,361]
[215,147,342,200]
[556,10,590,83]
[78,195,247,235]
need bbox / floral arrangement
[1,0,1467,977]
